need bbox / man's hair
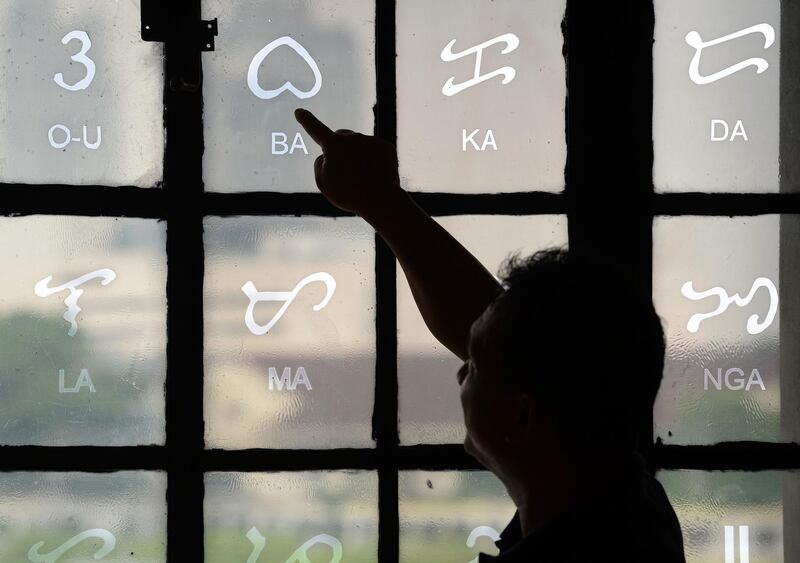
[471,246,665,454]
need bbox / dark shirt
[478,454,686,562]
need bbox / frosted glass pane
[398,215,568,445]
[659,470,798,562]
[204,217,376,449]
[0,0,164,187]
[202,0,376,192]
[397,0,566,193]
[654,0,782,192]
[0,216,166,446]
[653,216,800,444]
[205,471,378,563]
[399,471,514,563]
[0,472,167,562]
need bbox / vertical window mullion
[780,2,800,558]
[374,0,400,561]
[163,1,205,562]
[564,0,656,464]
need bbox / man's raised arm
[294,108,500,361]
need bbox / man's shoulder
[483,459,686,562]
[624,472,686,561]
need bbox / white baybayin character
[28,528,115,563]
[248,36,322,100]
[681,277,778,335]
[685,23,775,85]
[34,268,117,336]
[246,526,343,563]
[466,526,501,563]
[441,33,520,96]
[242,272,336,335]
[53,30,96,91]
[724,525,750,563]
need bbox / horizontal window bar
[204,448,379,471]
[0,185,165,217]
[5,188,799,219]
[652,193,800,215]
[0,446,167,471]
[3,443,796,472]
[204,192,352,217]
[654,442,800,470]
[205,191,569,217]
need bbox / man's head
[458,247,665,478]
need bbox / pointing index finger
[294,108,335,150]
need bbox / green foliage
[206,530,376,563]
[659,470,784,505]
[0,530,165,563]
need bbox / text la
[59,368,96,393]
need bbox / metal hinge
[199,19,219,52]
[140,0,167,43]
[141,0,219,52]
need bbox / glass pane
[202,0,376,193]
[653,0,790,192]
[397,0,567,193]
[659,470,799,562]
[205,471,378,563]
[0,0,164,187]
[399,471,514,563]
[204,217,376,449]
[0,471,167,562]
[0,216,167,446]
[398,215,568,445]
[653,216,800,444]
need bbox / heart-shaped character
[248,36,323,100]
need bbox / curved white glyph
[34,268,117,336]
[242,272,336,335]
[248,36,322,100]
[246,526,343,563]
[28,528,116,563]
[54,30,96,91]
[441,33,519,96]
[466,525,501,563]
[681,277,778,335]
[246,523,500,563]
[685,23,775,85]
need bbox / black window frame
[1,1,799,562]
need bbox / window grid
[0,2,798,563]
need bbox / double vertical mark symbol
[724,525,749,563]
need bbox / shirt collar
[480,453,649,561]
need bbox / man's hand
[294,108,500,361]
[294,108,403,220]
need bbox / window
[1,1,798,562]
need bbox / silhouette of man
[294,108,686,562]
